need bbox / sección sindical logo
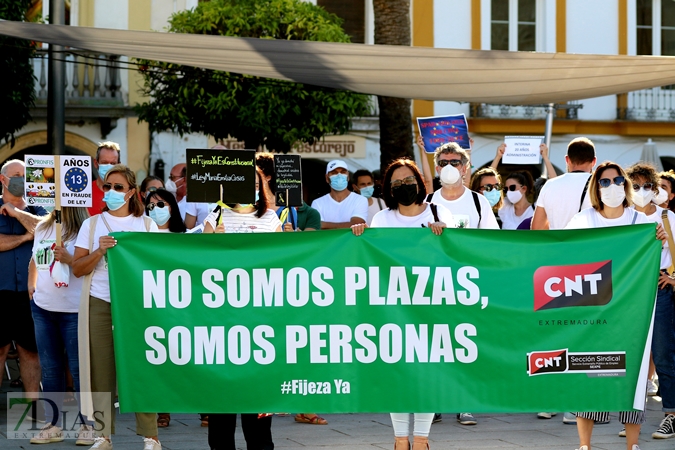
[527,349,626,377]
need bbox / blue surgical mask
[255,191,260,203]
[98,164,114,180]
[329,173,348,192]
[149,206,171,226]
[360,185,375,198]
[103,190,127,211]
[484,189,501,207]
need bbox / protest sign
[59,156,92,207]
[186,149,256,204]
[417,114,470,153]
[503,136,544,164]
[274,154,302,207]
[109,225,659,414]
[25,155,56,207]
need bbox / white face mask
[165,178,178,194]
[439,165,461,186]
[600,184,626,208]
[506,190,523,204]
[632,188,654,208]
[654,187,669,205]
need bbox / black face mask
[392,184,418,206]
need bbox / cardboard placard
[186,149,256,204]
[274,154,303,207]
[416,114,470,153]
[503,136,544,165]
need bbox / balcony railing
[625,87,675,121]
[471,102,582,120]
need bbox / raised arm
[416,134,434,194]
[541,143,557,180]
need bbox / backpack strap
[631,210,638,225]
[471,191,482,226]
[425,193,433,203]
[429,203,440,223]
[579,175,591,212]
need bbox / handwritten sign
[502,136,543,165]
[186,149,256,204]
[274,154,302,207]
[416,114,470,153]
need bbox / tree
[135,0,371,153]
[0,0,36,148]
[373,0,414,172]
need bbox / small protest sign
[503,136,543,165]
[274,154,302,207]
[186,149,256,204]
[25,155,56,207]
[60,156,92,207]
[416,114,470,153]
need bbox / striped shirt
[221,208,281,233]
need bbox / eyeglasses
[632,182,654,191]
[504,184,520,192]
[147,201,167,211]
[391,176,418,189]
[102,183,127,192]
[480,183,502,192]
[437,159,463,168]
[146,187,158,193]
[598,176,625,188]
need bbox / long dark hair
[145,188,187,233]
[382,159,427,210]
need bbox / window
[490,0,536,51]
[637,0,675,56]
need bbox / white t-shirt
[566,207,650,230]
[312,191,368,224]
[371,203,454,229]
[536,172,592,229]
[499,202,535,230]
[177,197,188,219]
[221,209,281,233]
[75,212,158,302]
[367,197,386,226]
[31,223,84,313]
[430,188,500,229]
[185,201,210,225]
[645,206,675,270]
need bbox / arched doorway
[0,131,97,168]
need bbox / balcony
[471,102,582,120]
[624,87,675,121]
[30,49,134,136]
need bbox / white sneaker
[563,412,577,424]
[619,426,626,437]
[537,412,557,419]
[89,437,113,449]
[631,445,641,450]
[648,379,659,396]
[575,446,588,450]
[30,424,64,444]
[142,438,161,450]
[76,424,96,446]
[456,413,477,425]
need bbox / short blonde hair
[96,141,121,163]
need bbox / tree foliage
[135,0,371,153]
[0,0,36,148]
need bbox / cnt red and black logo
[527,349,568,375]
[533,260,613,311]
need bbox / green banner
[108,224,660,413]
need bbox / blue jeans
[30,300,80,425]
[652,285,675,413]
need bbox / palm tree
[373,0,414,173]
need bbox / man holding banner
[0,159,47,398]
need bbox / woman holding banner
[72,164,160,450]
[352,158,452,450]
[203,167,280,450]
[27,206,95,445]
[566,161,666,450]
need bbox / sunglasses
[437,159,463,168]
[504,184,521,192]
[480,183,502,192]
[632,182,654,191]
[146,186,158,193]
[391,176,418,189]
[598,176,625,188]
[147,201,167,211]
[102,183,127,192]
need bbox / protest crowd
[2,134,675,450]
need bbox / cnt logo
[533,260,613,311]
[527,349,567,375]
